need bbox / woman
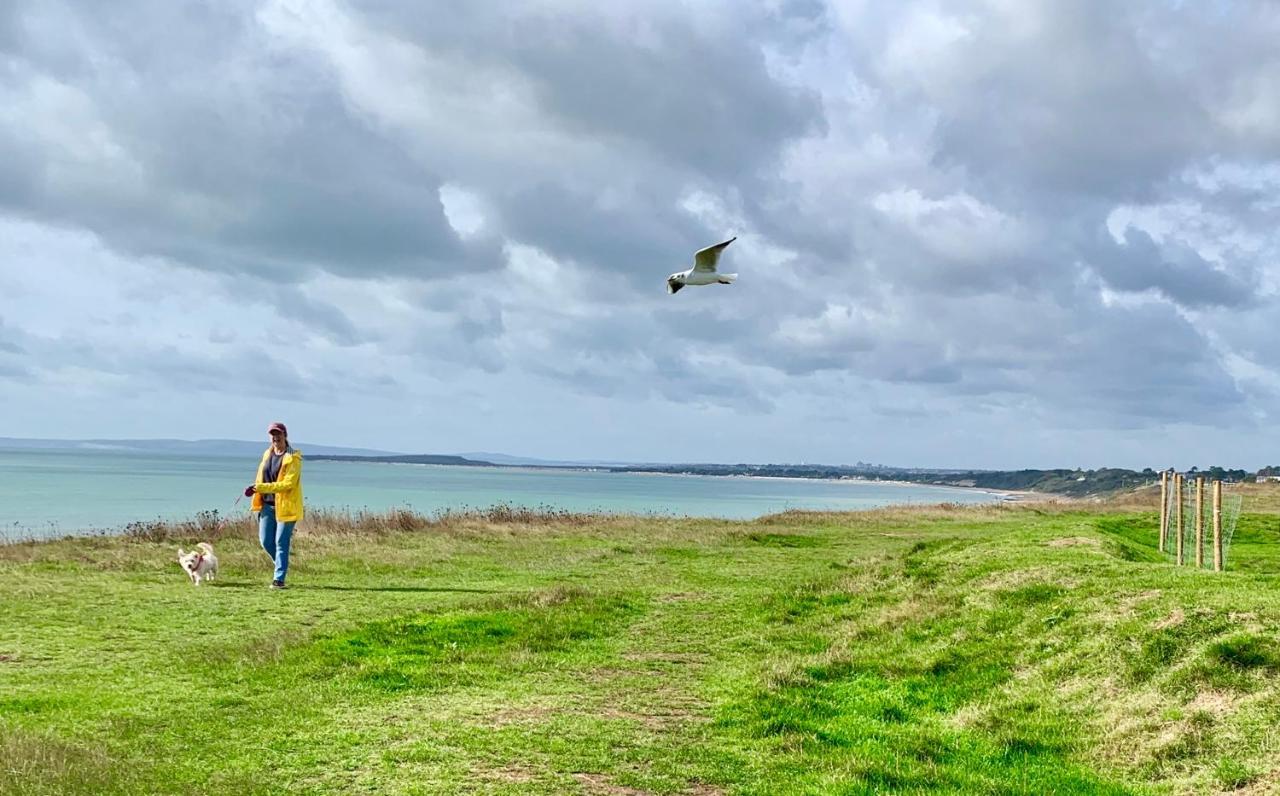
[246,421,304,589]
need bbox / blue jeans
[258,504,296,583]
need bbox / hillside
[1,494,1278,793]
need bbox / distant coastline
[4,442,1224,500]
[615,468,1035,502]
[306,455,1135,498]
[593,463,1158,498]
[308,453,496,467]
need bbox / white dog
[177,542,218,586]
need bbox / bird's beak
[667,281,682,294]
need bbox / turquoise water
[0,450,1001,540]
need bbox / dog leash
[214,493,245,534]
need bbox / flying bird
[667,237,737,294]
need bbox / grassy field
[2,495,1279,794]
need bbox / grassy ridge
[1,500,1278,794]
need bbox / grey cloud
[598,354,777,414]
[857,225,1050,299]
[362,2,823,179]
[495,182,706,288]
[1054,347,1243,427]
[870,403,930,420]
[766,0,830,49]
[453,298,504,345]
[0,315,30,381]
[653,307,771,350]
[879,1,1280,204]
[651,355,774,414]
[140,344,397,404]
[0,361,34,382]
[510,19,821,180]
[273,289,367,347]
[0,128,41,211]
[764,326,877,377]
[525,353,635,399]
[722,281,1248,429]
[511,309,774,412]
[0,6,18,51]
[145,347,307,395]
[0,318,26,355]
[1205,304,1280,374]
[0,1,498,283]
[980,295,1244,425]
[921,4,1211,198]
[1085,228,1257,308]
[407,326,506,376]
[883,359,961,386]
[6,320,380,401]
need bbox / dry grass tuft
[1104,485,1163,511]
[756,501,1024,526]
[485,763,541,784]
[573,771,656,795]
[518,584,592,609]
[1229,767,1280,796]
[1215,482,1280,515]
[482,705,560,729]
[598,701,710,731]
[975,566,1059,592]
[1187,690,1237,718]
[1047,536,1102,548]
[619,651,710,664]
[1153,609,1186,630]
[119,509,252,543]
[1106,480,1280,516]
[0,729,122,793]
[0,505,630,554]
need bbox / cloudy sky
[1,1,1278,469]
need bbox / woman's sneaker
[270,580,287,590]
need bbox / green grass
[2,503,1279,794]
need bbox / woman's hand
[244,485,256,497]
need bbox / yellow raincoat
[252,447,304,522]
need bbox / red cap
[267,422,287,435]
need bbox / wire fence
[1158,472,1241,571]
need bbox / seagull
[667,237,737,294]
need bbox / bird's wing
[693,237,736,273]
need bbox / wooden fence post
[1213,480,1223,572]
[1175,473,1184,565]
[1195,476,1205,569]
[1159,470,1168,552]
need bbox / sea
[0,449,1004,541]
